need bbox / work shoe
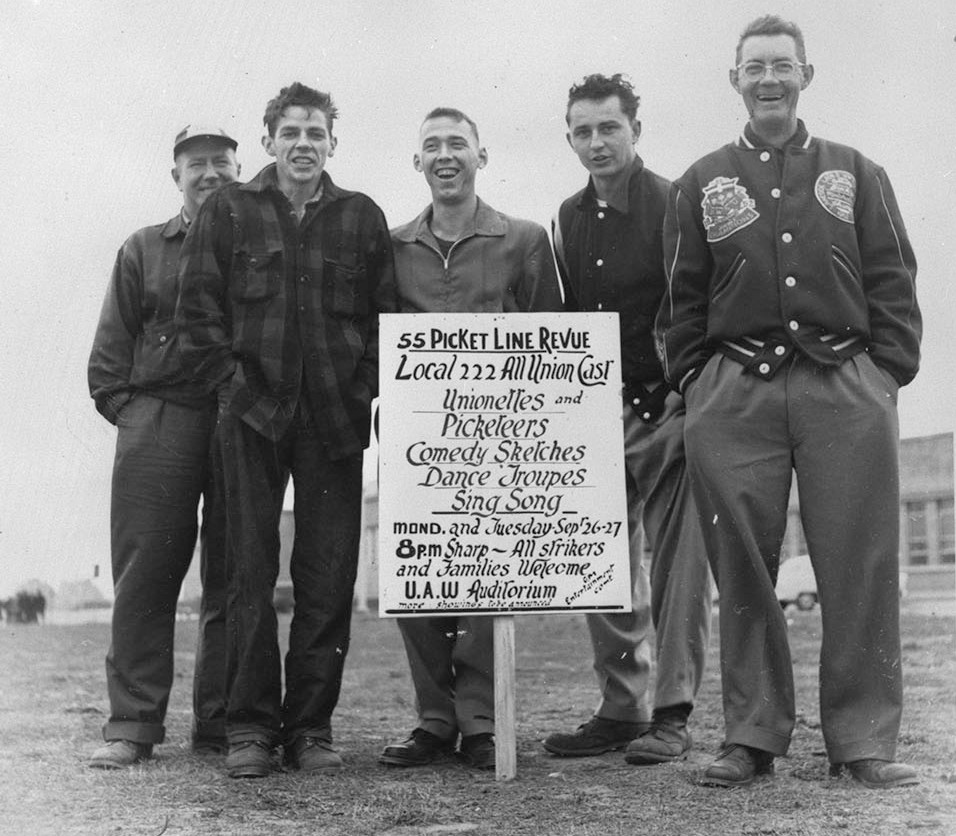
[701,744,774,787]
[226,740,273,779]
[380,728,454,767]
[829,759,919,789]
[624,715,692,765]
[191,736,227,756]
[543,716,650,757]
[459,733,496,770]
[286,736,343,773]
[89,740,152,769]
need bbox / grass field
[0,601,953,836]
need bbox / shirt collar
[239,164,348,204]
[577,154,646,214]
[739,119,812,150]
[160,212,189,239]
[394,196,506,244]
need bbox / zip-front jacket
[658,121,921,393]
[176,165,397,455]
[88,213,214,423]
[391,198,563,314]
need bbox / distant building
[57,578,109,610]
[782,432,954,594]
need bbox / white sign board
[378,312,630,616]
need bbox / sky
[1,0,953,594]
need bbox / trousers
[104,394,225,744]
[684,352,903,760]
[214,408,363,746]
[397,615,495,741]
[588,392,712,722]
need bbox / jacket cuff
[96,391,133,425]
[678,366,702,396]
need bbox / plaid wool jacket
[176,164,397,456]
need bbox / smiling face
[262,105,336,195]
[566,95,639,183]
[414,115,486,206]
[732,33,812,142]
[171,139,240,219]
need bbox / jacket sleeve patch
[814,170,856,223]
[700,176,760,242]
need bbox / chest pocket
[233,250,282,302]
[323,255,368,317]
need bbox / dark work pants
[684,353,903,761]
[104,395,225,745]
[215,409,363,747]
[192,489,228,745]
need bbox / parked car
[775,554,909,611]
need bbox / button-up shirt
[552,155,671,387]
[176,164,398,455]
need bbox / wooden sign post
[378,313,629,781]
[493,616,516,780]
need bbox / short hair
[736,15,808,64]
[566,74,641,124]
[421,107,480,144]
[263,82,338,137]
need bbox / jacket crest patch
[700,177,759,242]
[815,170,856,223]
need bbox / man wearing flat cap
[87,124,241,768]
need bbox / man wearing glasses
[658,15,921,788]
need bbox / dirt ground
[0,600,953,836]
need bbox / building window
[905,502,929,566]
[939,499,955,565]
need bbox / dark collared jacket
[658,121,921,393]
[176,164,397,456]
[88,213,214,423]
[552,155,670,388]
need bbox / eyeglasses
[735,60,806,81]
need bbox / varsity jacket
[658,121,921,393]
